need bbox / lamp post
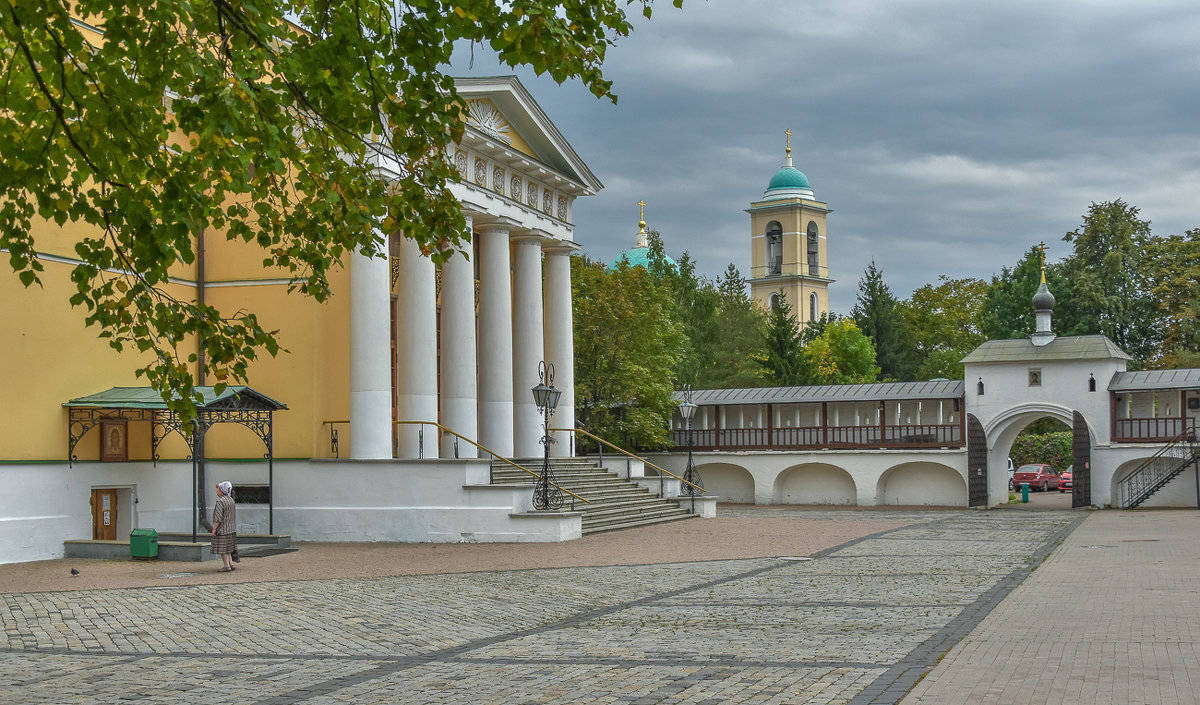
[678,385,703,510]
[531,361,563,510]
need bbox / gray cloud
[449,0,1200,313]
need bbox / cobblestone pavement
[2,508,1080,704]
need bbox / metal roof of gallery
[676,379,964,406]
[1109,368,1200,392]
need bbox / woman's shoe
[219,566,232,573]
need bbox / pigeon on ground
[70,568,80,577]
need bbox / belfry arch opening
[765,221,782,275]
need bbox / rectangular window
[232,485,270,504]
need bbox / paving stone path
[2,509,1080,704]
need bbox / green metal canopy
[64,385,287,411]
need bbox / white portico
[350,76,597,461]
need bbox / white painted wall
[0,457,579,565]
[693,462,755,503]
[648,449,968,507]
[774,463,856,505]
[876,462,968,506]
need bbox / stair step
[493,455,708,534]
[584,513,698,535]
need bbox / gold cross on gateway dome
[637,200,647,233]
[785,129,792,157]
[1035,241,1049,282]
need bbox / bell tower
[748,130,833,326]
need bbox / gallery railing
[668,422,964,451]
[1112,417,1197,443]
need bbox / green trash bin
[130,528,159,560]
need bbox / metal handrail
[395,420,590,505]
[551,426,704,493]
[1117,429,1199,508]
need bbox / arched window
[769,293,780,310]
[810,293,819,322]
[806,221,819,276]
[765,221,783,275]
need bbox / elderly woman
[211,481,238,572]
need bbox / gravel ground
[0,507,915,594]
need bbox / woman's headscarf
[218,481,233,497]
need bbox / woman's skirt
[210,532,238,555]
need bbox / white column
[349,247,393,459]
[477,222,515,456]
[395,235,439,458]
[439,213,479,458]
[543,245,576,456]
[511,233,545,458]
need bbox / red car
[1058,466,1073,493]
[1012,464,1060,492]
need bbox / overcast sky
[448,0,1200,314]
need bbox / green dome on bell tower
[763,129,815,200]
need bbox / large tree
[572,256,683,450]
[1058,199,1158,363]
[899,275,988,380]
[1144,228,1200,369]
[805,318,879,385]
[851,261,918,381]
[978,246,1075,341]
[0,0,679,421]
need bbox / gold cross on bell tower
[637,200,647,234]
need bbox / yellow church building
[0,75,604,563]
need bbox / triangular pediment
[455,76,602,194]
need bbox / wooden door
[91,489,118,540]
[966,414,988,507]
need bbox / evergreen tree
[701,264,767,388]
[758,291,808,385]
[851,261,918,381]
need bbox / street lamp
[678,385,703,509]
[531,360,563,510]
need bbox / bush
[1010,431,1073,470]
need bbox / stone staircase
[491,457,697,534]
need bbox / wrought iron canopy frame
[65,387,285,465]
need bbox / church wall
[0,258,192,461]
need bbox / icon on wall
[100,420,128,462]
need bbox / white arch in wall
[773,463,857,505]
[876,461,967,506]
[982,402,1096,460]
[696,462,755,503]
[1110,455,1199,508]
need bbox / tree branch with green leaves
[0,0,681,424]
